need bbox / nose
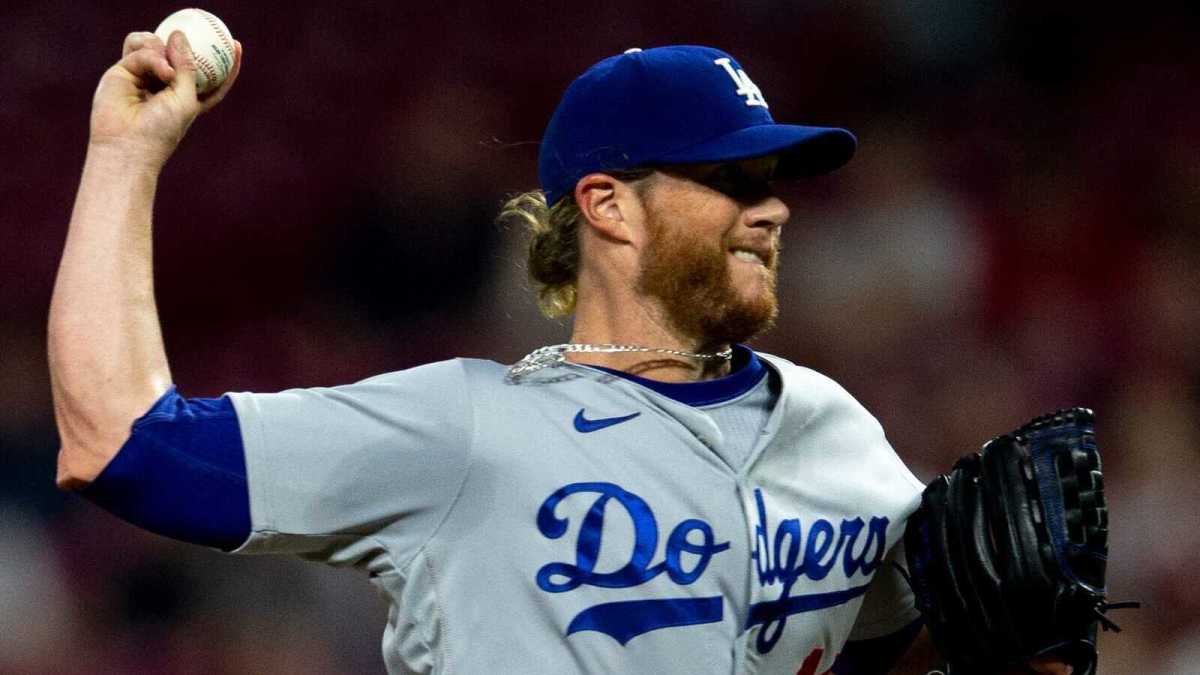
[744,194,789,231]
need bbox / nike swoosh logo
[573,409,641,433]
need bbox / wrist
[85,138,172,175]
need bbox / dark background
[2,1,1197,672]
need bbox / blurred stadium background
[2,1,1198,672]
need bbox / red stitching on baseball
[199,10,235,72]
[195,56,218,89]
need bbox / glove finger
[914,461,1000,672]
[944,459,1008,662]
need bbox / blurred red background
[2,1,1197,672]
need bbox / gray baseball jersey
[227,351,924,674]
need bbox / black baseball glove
[903,408,1138,674]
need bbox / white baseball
[154,8,235,95]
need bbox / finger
[164,30,198,101]
[117,46,176,86]
[198,39,242,112]
[122,31,164,58]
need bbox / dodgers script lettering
[746,489,889,653]
[535,482,730,643]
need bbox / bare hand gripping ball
[154,8,235,95]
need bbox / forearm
[50,146,171,488]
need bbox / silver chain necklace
[507,343,733,381]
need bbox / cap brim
[652,124,857,177]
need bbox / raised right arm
[50,30,241,489]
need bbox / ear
[575,172,641,244]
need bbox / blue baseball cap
[538,45,857,206]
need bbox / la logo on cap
[714,58,768,108]
[537,45,856,207]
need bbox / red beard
[635,212,778,350]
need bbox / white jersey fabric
[228,351,925,674]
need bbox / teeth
[732,250,764,264]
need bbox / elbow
[53,414,130,490]
[51,388,152,490]
[56,462,89,491]
[56,443,109,490]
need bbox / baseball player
[51,31,1071,675]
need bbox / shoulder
[354,357,476,386]
[330,357,519,399]
[359,357,517,385]
[755,350,926,496]
[227,358,495,430]
[757,351,881,431]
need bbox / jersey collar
[587,345,766,406]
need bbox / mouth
[730,247,771,267]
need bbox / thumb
[165,30,198,100]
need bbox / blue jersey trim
[830,617,924,674]
[590,344,766,406]
[81,385,251,552]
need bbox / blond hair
[499,169,653,318]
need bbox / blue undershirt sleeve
[831,617,924,675]
[81,385,252,552]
